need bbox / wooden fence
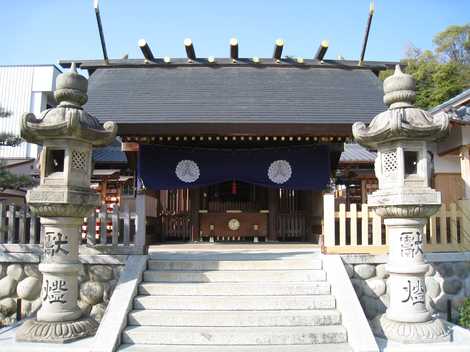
[159,212,192,241]
[81,203,142,253]
[0,203,40,245]
[322,194,470,254]
[0,200,145,255]
[277,212,306,241]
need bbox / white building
[431,88,470,203]
[0,65,60,160]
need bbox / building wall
[0,65,59,159]
[431,144,461,174]
[429,143,464,203]
[434,173,465,204]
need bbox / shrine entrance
[137,142,336,244]
[155,181,319,243]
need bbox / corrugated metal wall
[0,66,35,158]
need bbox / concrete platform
[148,243,321,251]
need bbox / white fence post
[323,193,336,247]
[135,192,147,253]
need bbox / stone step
[128,309,342,326]
[122,325,348,345]
[138,281,330,296]
[143,269,326,283]
[147,251,321,262]
[133,295,335,310]
[119,343,353,352]
[147,259,322,271]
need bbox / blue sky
[1,0,469,65]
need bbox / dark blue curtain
[138,144,330,190]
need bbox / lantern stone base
[371,314,450,344]
[15,317,98,344]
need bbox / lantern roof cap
[352,65,448,148]
[21,63,117,146]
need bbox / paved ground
[148,243,321,252]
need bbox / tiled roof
[92,139,127,164]
[84,65,385,126]
[339,143,376,163]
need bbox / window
[382,151,398,174]
[45,149,65,176]
[404,151,418,175]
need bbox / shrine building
[59,55,396,244]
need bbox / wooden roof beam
[230,38,239,62]
[184,38,196,61]
[138,39,155,62]
[315,40,329,61]
[273,39,284,62]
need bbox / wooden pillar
[460,146,470,200]
[101,177,107,204]
[361,179,367,204]
[190,188,200,241]
[303,190,314,242]
[268,188,279,241]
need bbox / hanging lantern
[232,180,237,195]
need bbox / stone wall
[0,262,123,327]
[343,253,470,324]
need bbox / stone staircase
[119,250,352,352]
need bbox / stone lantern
[16,63,117,343]
[353,65,450,343]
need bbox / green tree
[0,163,34,191]
[0,105,23,146]
[433,24,470,64]
[459,297,470,329]
[379,24,470,110]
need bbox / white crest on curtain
[175,159,200,183]
[268,160,292,184]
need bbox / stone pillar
[37,217,82,322]
[385,218,430,323]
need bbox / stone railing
[322,194,470,254]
